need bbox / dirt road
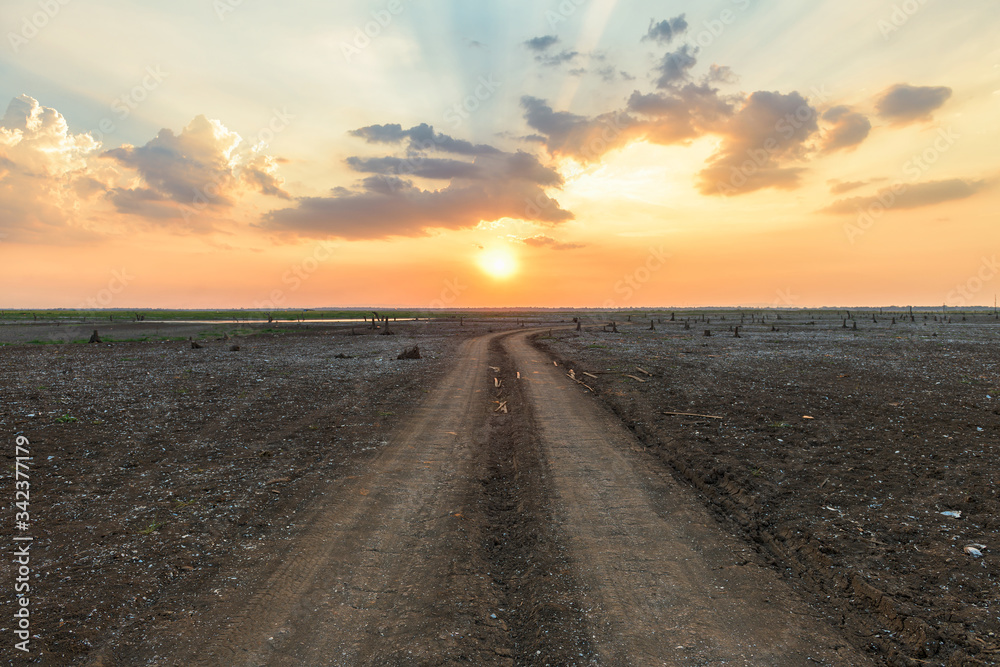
[504,331,872,665]
[91,330,873,665]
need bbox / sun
[478,248,518,279]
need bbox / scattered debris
[940,511,962,518]
[662,411,724,420]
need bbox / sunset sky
[1,0,998,309]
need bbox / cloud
[828,178,884,195]
[0,95,103,243]
[351,123,500,156]
[104,115,290,220]
[822,178,989,214]
[536,50,580,67]
[643,15,688,45]
[519,234,585,250]
[628,84,734,142]
[704,64,738,85]
[655,44,698,88]
[697,90,819,196]
[523,82,735,162]
[347,155,483,180]
[875,84,952,125]
[521,96,639,161]
[820,105,872,152]
[524,35,559,51]
[265,131,572,239]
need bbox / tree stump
[88,330,101,344]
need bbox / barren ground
[2,312,997,666]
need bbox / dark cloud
[521,96,638,161]
[643,15,688,45]
[520,234,585,250]
[347,155,482,180]
[265,135,571,240]
[350,123,500,156]
[597,66,635,82]
[822,178,988,214]
[524,35,559,51]
[820,106,872,152]
[536,50,580,67]
[697,90,819,196]
[875,84,952,124]
[655,44,698,88]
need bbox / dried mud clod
[397,345,421,360]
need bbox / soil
[3,311,997,666]
[0,321,475,664]
[536,312,1000,666]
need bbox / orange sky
[1,1,998,308]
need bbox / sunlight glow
[477,248,518,280]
